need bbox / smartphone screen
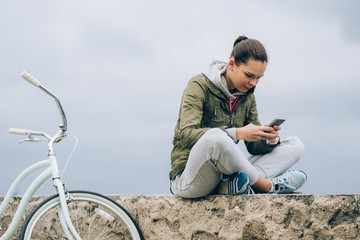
[268,119,285,127]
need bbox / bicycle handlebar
[9,128,51,142]
[20,71,67,133]
[21,71,41,87]
[9,128,27,135]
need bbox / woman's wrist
[266,137,279,145]
[235,127,244,140]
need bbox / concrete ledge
[1,194,359,239]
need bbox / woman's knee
[283,136,305,160]
[200,128,233,150]
[202,128,228,140]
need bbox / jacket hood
[202,60,254,101]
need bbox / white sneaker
[269,170,307,194]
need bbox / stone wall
[1,194,359,239]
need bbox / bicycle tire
[19,190,144,240]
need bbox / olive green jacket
[169,73,277,180]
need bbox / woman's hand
[235,123,279,142]
[264,123,281,143]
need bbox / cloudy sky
[0,0,359,196]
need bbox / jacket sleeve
[244,95,278,155]
[178,79,211,150]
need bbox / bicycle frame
[0,160,51,240]
[0,131,82,240]
[0,72,82,240]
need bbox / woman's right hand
[235,123,279,142]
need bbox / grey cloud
[1,0,360,196]
[261,0,360,43]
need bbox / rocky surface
[0,194,359,239]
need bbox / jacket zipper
[229,96,240,125]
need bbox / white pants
[172,128,305,198]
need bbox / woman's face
[225,58,267,93]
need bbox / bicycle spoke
[20,192,143,240]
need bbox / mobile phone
[268,119,286,127]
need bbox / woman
[170,36,307,198]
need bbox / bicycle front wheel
[20,191,144,240]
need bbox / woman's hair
[230,36,268,65]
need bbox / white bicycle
[0,72,144,240]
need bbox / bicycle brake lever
[19,137,41,144]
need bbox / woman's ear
[228,58,235,69]
[228,58,236,71]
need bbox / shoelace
[238,185,255,195]
[245,185,255,194]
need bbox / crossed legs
[172,128,305,198]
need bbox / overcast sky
[0,0,359,196]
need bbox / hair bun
[230,35,267,64]
[233,36,248,47]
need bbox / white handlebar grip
[9,128,28,135]
[21,71,41,87]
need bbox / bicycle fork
[50,155,81,240]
